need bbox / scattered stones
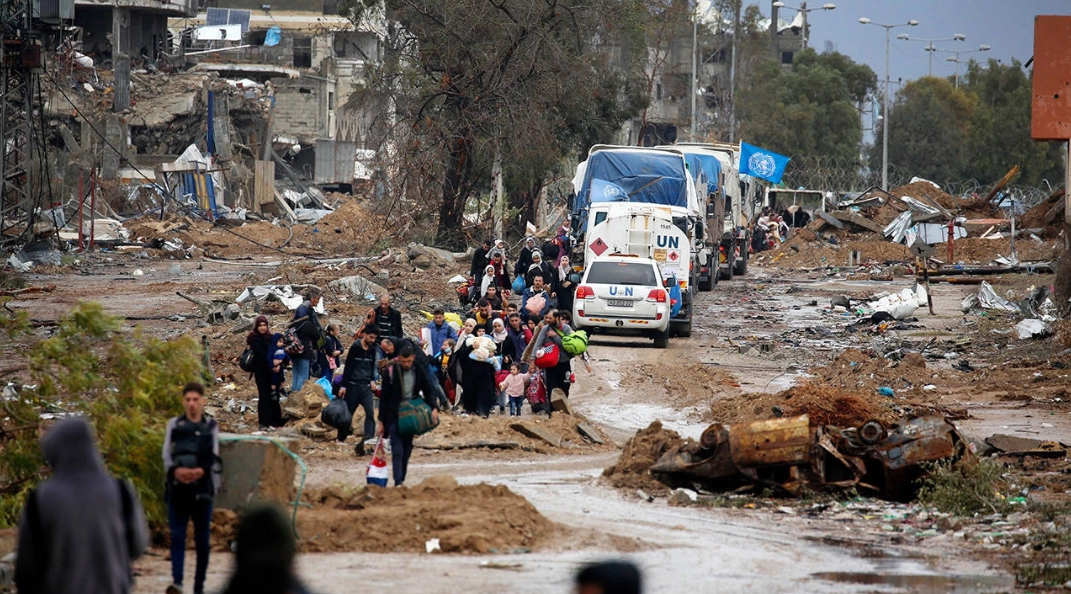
[668,488,698,506]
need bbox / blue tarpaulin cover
[575,151,690,220]
[682,152,722,197]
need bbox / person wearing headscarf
[557,255,578,315]
[480,263,497,298]
[16,417,149,594]
[221,504,314,594]
[490,317,509,345]
[246,315,279,429]
[526,250,556,292]
[514,237,537,277]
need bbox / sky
[756,0,1071,85]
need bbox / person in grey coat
[15,417,149,594]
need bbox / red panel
[1032,16,1071,140]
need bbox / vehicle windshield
[586,261,659,286]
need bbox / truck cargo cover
[574,151,696,229]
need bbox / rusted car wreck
[651,415,965,501]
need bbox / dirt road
[128,266,1025,593]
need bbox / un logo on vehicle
[748,153,777,178]
[603,184,623,200]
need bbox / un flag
[739,143,790,184]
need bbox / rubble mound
[602,420,685,495]
[708,381,897,428]
[209,477,559,554]
[932,237,1059,264]
[889,181,962,211]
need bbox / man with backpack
[525,310,575,411]
[163,382,220,594]
[377,344,440,486]
[290,289,325,392]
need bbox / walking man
[16,417,149,594]
[426,308,458,354]
[163,382,220,594]
[377,344,440,486]
[291,290,324,392]
[338,325,380,455]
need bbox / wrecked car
[650,415,965,501]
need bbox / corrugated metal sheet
[314,140,356,185]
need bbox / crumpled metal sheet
[651,415,965,501]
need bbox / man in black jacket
[338,325,379,454]
[163,382,220,594]
[291,290,324,392]
[376,344,440,486]
[470,238,492,287]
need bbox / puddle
[810,572,1015,593]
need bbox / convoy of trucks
[567,142,762,341]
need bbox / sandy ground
[5,257,1063,593]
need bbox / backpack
[561,330,589,356]
[238,347,256,373]
[525,292,546,316]
[284,327,305,356]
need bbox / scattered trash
[1016,319,1051,340]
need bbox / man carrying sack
[376,343,440,487]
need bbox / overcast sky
[760,0,1071,84]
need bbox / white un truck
[568,145,705,337]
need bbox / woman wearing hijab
[479,263,496,298]
[526,250,555,291]
[246,315,280,429]
[557,255,577,315]
[488,250,511,293]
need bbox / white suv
[573,255,672,348]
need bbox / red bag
[535,344,559,369]
[526,371,547,405]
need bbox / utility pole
[729,0,741,142]
[690,18,698,138]
[0,0,42,243]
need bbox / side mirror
[663,278,671,288]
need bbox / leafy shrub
[0,302,203,529]
[916,456,1007,516]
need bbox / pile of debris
[759,179,1063,271]
[651,414,965,501]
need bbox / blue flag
[739,142,790,184]
[590,178,629,203]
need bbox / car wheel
[653,330,669,349]
[719,259,734,281]
[677,318,693,338]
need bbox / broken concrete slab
[407,243,455,268]
[416,439,522,451]
[550,388,572,415]
[215,433,298,511]
[985,434,1066,458]
[510,422,563,448]
[576,422,605,445]
[329,275,388,303]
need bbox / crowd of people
[11,229,620,594]
[243,230,591,480]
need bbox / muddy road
[123,266,1030,594]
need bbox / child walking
[498,363,530,417]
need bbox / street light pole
[941,45,991,89]
[860,17,919,191]
[690,17,697,137]
[772,2,835,51]
[896,34,965,77]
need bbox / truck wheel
[677,317,692,337]
[654,329,670,349]
[719,259,734,281]
[698,275,712,292]
[733,249,748,276]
